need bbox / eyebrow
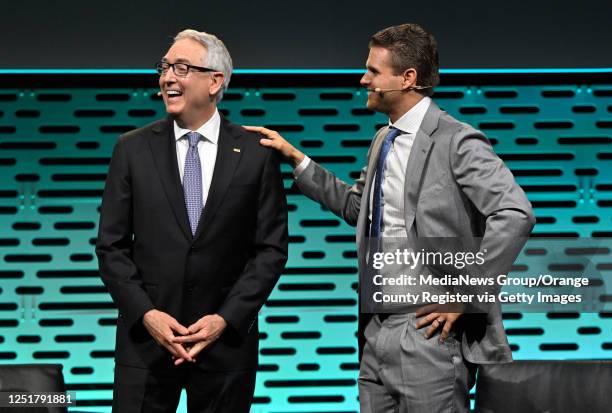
[161,57,193,64]
[366,65,379,73]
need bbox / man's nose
[161,68,177,84]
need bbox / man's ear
[209,72,225,97]
[401,68,418,90]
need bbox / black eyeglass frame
[155,61,217,77]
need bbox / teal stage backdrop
[0,71,611,412]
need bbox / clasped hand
[142,310,227,366]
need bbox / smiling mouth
[166,90,183,100]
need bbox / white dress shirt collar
[173,109,221,144]
[390,96,431,134]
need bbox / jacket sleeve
[292,128,387,227]
[216,150,289,337]
[95,136,154,330]
[450,127,536,305]
[294,160,365,227]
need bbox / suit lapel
[148,117,192,240]
[363,126,389,213]
[403,102,441,232]
[356,126,390,269]
[192,117,242,242]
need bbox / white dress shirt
[294,97,431,236]
[173,109,221,207]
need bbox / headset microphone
[407,85,432,91]
[368,85,433,94]
[157,91,163,96]
[372,87,404,93]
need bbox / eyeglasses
[155,61,216,77]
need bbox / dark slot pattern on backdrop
[0,75,611,411]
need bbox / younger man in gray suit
[246,23,534,413]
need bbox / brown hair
[369,23,439,97]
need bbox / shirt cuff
[293,156,311,178]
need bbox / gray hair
[174,29,233,102]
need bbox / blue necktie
[370,127,402,238]
[183,131,203,235]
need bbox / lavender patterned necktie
[183,131,203,235]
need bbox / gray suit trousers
[359,314,476,413]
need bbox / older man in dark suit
[96,29,288,412]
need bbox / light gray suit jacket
[295,101,535,364]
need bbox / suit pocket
[227,183,258,195]
[229,183,257,189]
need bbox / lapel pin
[233,148,241,153]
